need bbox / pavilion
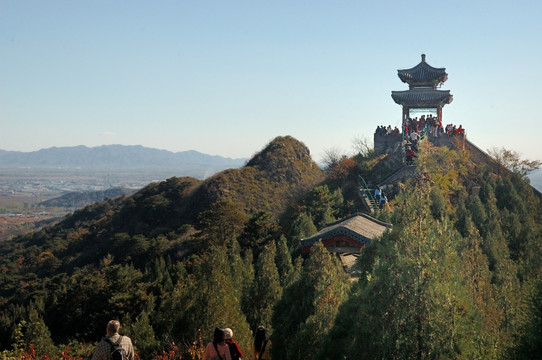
[391,54,453,123]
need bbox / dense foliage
[1,136,541,359]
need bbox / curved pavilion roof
[398,54,448,88]
[301,212,391,248]
[391,88,453,108]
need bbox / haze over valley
[0,145,246,241]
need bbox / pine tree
[275,236,294,287]
[290,243,350,360]
[171,247,252,355]
[326,181,488,359]
[226,239,255,320]
[456,218,501,357]
[247,241,282,332]
[24,307,56,357]
[305,185,338,228]
[238,211,281,258]
[196,199,247,247]
[510,277,542,359]
[288,212,317,252]
[273,242,350,360]
[124,310,160,360]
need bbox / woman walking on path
[204,327,232,360]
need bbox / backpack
[105,336,128,360]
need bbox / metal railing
[359,175,379,213]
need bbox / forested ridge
[1,136,541,359]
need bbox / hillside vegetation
[39,188,137,208]
[1,136,541,360]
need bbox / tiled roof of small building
[397,54,448,87]
[301,213,391,248]
[391,88,453,107]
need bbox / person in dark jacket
[254,326,271,360]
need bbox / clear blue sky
[1,0,541,162]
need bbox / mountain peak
[246,136,316,182]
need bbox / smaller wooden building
[300,212,391,255]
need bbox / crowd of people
[91,320,271,360]
[404,115,466,139]
[445,123,465,136]
[376,115,467,165]
[375,125,400,136]
[203,326,269,360]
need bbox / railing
[359,175,379,213]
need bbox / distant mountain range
[0,145,247,179]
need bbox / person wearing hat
[224,328,243,360]
[204,327,232,360]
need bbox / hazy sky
[1,1,541,162]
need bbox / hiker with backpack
[253,326,270,360]
[204,327,232,360]
[91,320,135,360]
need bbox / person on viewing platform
[410,131,419,150]
[434,119,441,137]
[406,146,415,165]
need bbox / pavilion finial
[421,54,426,62]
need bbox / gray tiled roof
[398,56,448,87]
[301,213,391,248]
[391,88,453,107]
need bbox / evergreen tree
[247,241,282,332]
[196,200,248,247]
[226,239,255,320]
[288,212,317,252]
[24,308,56,358]
[510,278,542,359]
[124,310,160,360]
[456,218,502,357]
[326,182,487,359]
[238,211,281,258]
[273,243,350,360]
[275,236,294,287]
[305,185,339,228]
[171,247,252,355]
